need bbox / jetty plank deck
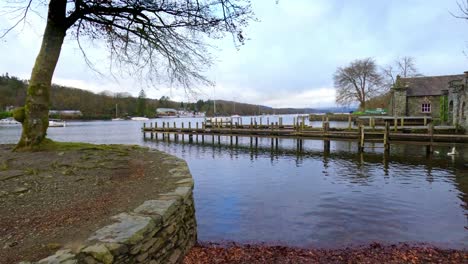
[142,120,468,152]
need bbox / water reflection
[1,119,467,248]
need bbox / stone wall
[406,96,441,118]
[23,155,197,264]
[391,88,407,116]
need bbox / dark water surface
[1,117,467,249]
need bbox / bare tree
[334,58,383,110]
[382,56,422,89]
[1,0,253,149]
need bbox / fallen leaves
[183,242,467,264]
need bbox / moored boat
[49,119,66,127]
[131,117,149,121]
[0,117,20,125]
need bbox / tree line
[0,74,321,119]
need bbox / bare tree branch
[334,58,384,109]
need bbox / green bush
[0,111,12,119]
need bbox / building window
[421,103,431,113]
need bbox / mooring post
[302,116,305,130]
[348,115,352,129]
[267,117,270,127]
[358,124,365,152]
[260,117,263,127]
[250,118,253,129]
[324,139,330,154]
[150,122,154,139]
[293,117,296,130]
[143,123,146,139]
[280,117,283,127]
[427,122,434,155]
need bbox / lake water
[1,116,467,249]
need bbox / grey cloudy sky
[1,0,467,108]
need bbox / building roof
[402,74,465,96]
[156,108,177,113]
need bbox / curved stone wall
[23,154,196,264]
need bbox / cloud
[1,0,467,108]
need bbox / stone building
[389,72,468,130]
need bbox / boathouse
[389,72,468,130]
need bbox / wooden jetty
[142,117,468,154]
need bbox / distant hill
[0,73,356,119]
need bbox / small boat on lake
[131,117,149,121]
[0,117,20,125]
[49,119,66,127]
[112,104,125,121]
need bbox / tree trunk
[16,0,67,149]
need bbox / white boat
[49,119,66,127]
[205,115,242,127]
[0,117,20,125]
[131,117,149,121]
[112,104,125,121]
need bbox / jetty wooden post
[424,116,427,126]
[400,117,404,127]
[384,121,390,152]
[393,117,397,132]
[358,124,365,152]
[154,122,158,139]
[371,117,375,129]
[143,123,146,139]
[301,116,305,131]
[267,117,270,127]
[150,122,154,139]
[250,118,253,129]
[293,117,296,130]
[348,115,352,129]
[324,139,330,154]
[427,122,434,155]
[279,117,283,127]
